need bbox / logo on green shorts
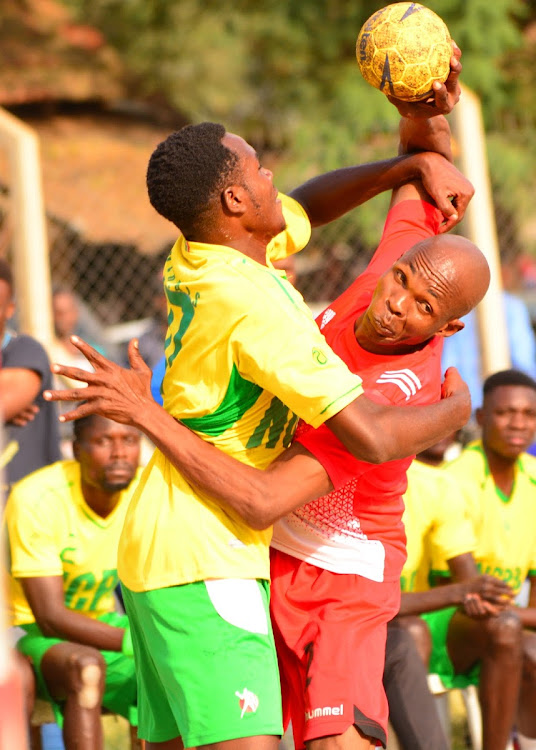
[235,688,259,718]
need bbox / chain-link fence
[1,110,536,366]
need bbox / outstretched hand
[43,336,155,425]
[388,41,462,119]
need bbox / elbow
[354,434,394,464]
[35,615,60,639]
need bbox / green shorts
[121,578,283,747]
[17,612,137,727]
[422,607,481,690]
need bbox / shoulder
[520,452,536,482]
[3,333,49,362]
[8,460,77,503]
[444,442,486,479]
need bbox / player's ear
[222,185,247,217]
[72,440,80,461]
[436,318,464,339]
[475,406,484,427]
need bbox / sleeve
[2,335,50,382]
[360,200,443,285]
[233,302,363,429]
[267,194,312,261]
[5,484,64,579]
[427,471,477,574]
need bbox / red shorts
[270,548,401,749]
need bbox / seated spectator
[441,369,536,750]
[4,413,142,750]
[384,439,515,750]
[0,258,61,493]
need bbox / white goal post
[0,106,53,349]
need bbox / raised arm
[44,338,470,529]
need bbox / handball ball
[356,2,452,102]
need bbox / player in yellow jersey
[440,369,536,750]
[44,62,479,750]
[5,414,142,750]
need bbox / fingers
[68,336,111,370]
[50,363,97,385]
[127,339,152,374]
[44,386,100,403]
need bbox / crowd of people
[3,41,536,750]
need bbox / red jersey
[271,200,445,582]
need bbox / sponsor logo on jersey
[305,703,344,720]
[235,688,259,718]
[320,308,336,329]
[376,368,422,401]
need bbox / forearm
[398,583,468,616]
[327,393,470,464]
[398,115,453,161]
[132,400,331,529]
[37,609,124,651]
[514,606,536,630]
[289,152,434,227]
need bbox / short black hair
[72,412,100,442]
[146,122,241,238]
[0,257,13,292]
[483,369,536,398]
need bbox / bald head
[402,234,490,320]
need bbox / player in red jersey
[43,111,491,750]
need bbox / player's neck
[483,445,518,497]
[81,481,121,518]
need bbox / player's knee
[486,610,523,654]
[66,650,105,709]
[398,616,432,666]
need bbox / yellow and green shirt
[5,460,142,626]
[443,441,536,595]
[400,460,476,593]
[118,194,364,591]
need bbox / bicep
[0,368,42,421]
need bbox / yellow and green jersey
[400,460,476,592]
[5,460,142,626]
[118,194,364,592]
[443,441,536,594]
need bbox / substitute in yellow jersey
[400,459,476,594]
[4,415,142,738]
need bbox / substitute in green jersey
[439,370,536,750]
[5,415,142,749]
[45,104,479,750]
